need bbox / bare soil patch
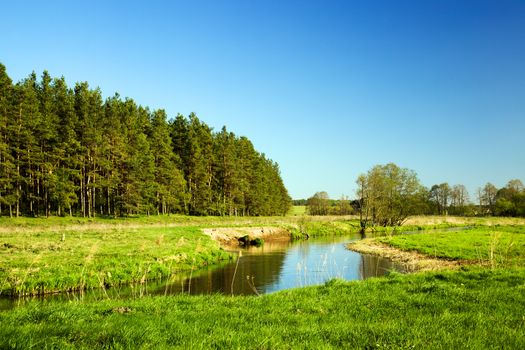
[202,227,291,247]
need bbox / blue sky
[2,0,524,200]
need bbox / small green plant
[251,238,264,247]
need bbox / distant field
[288,205,306,216]
[1,214,522,233]
[405,215,525,226]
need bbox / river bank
[0,226,233,297]
[0,216,358,297]
[202,226,291,247]
[348,239,467,271]
[1,267,524,349]
[348,225,525,272]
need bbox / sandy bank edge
[348,239,469,272]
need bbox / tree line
[0,64,291,217]
[303,163,524,228]
[303,192,353,216]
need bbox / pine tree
[115,100,155,215]
[0,64,16,216]
[74,82,105,217]
[213,126,240,215]
[148,109,186,214]
[171,113,214,215]
[52,76,79,216]
[12,73,42,216]
[37,71,60,216]
[100,94,126,216]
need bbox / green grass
[288,205,306,216]
[2,216,525,348]
[377,225,525,266]
[368,222,473,235]
[1,268,524,349]
[2,215,523,296]
[0,214,268,231]
[0,226,232,296]
[290,218,472,239]
[289,219,361,239]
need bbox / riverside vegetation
[0,214,361,297]
[0,214,525,348]
[0,225,232,296]
[1,267,524,348]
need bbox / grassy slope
[0,226,231,296]
[1,268,524,349]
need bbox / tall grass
[0,268,523,349]
[0,226,232,296]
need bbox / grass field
[2,215,524,296]
[376,225,525,267]
[2,215,525,348]
[0,268,524,349]
[288,205,306,216]
[0,226,232,296]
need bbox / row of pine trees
[0,64,291,217]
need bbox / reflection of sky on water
[260,236,399,294]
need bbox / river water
[1,234,403,310]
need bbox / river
[0,233,403,310]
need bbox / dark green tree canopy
[0,64,291,217]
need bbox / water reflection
[360,254,400,279]
[0,234,403,310]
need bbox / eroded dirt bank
[202,226,291,247]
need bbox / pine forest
[0,64,291,217]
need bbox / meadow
[375,225,525,267]
[0,225,232,296]
[2,213,525,296]
[1,214,525,348]
[0,214,359,297]
[1,268,524,349]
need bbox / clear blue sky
[2,0,524,200]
